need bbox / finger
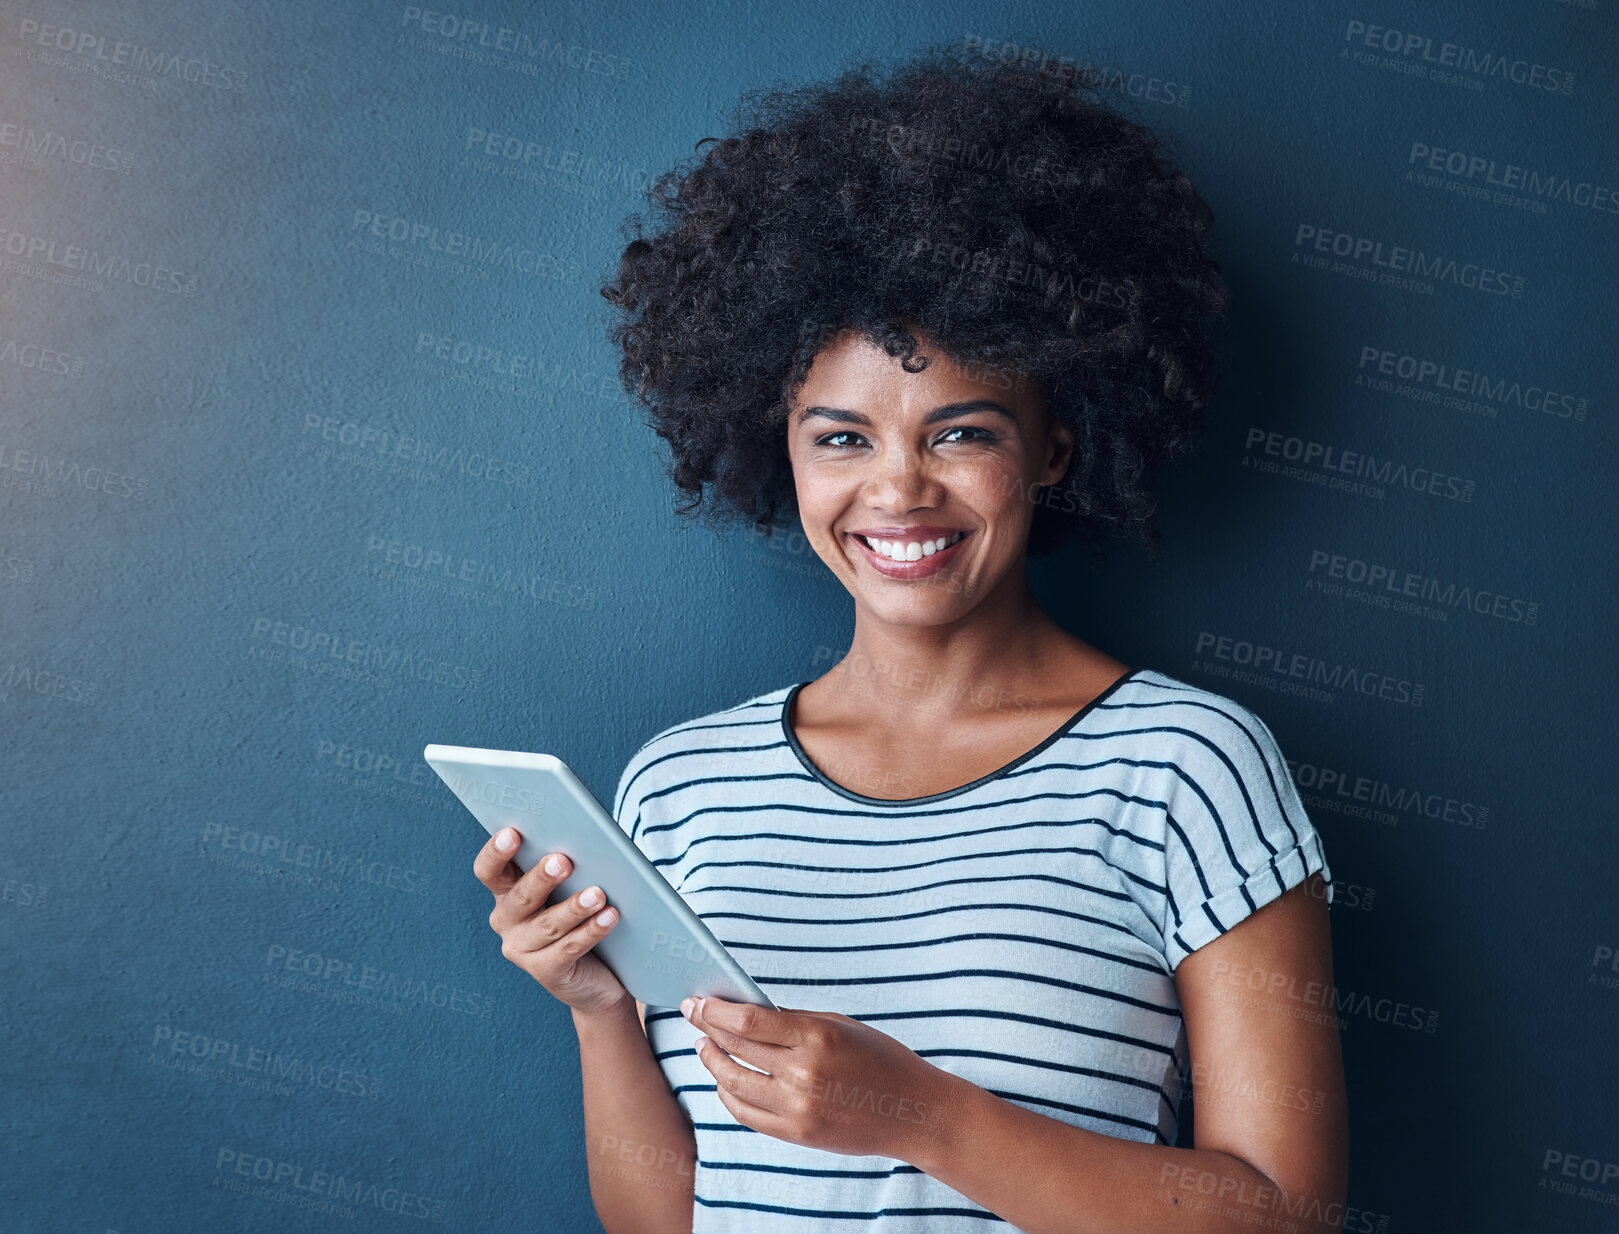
[694,1036,778,1107]
[689,996,803,1048]
[472,827,527,895]
[707,1060,785,1134]
[685,998,791,1071]
[505,884,617,955]
[691,1019,787,1074]
[495,846,576,925]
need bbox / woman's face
[784,326,1073,627]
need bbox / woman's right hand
[474,826,630,1019]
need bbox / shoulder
[1115,668,1291,764]
[611,681,798,822]
[1132,674,1332,968]
[1112,669,1306,819]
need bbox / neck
[825,557,1074,728]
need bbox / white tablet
[425,743,776,1011]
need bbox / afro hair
[602,41,1229,564]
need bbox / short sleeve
[1159,703,1332,971]
[611,745,648,845]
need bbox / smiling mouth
[845,529,971,577]
[853,530,966,561]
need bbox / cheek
[790,458,858,519]
[784,442,817,490]
[956,459,1032,520]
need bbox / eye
[811,426,995,450]
[814,431,867,449]
[938,426,995,444]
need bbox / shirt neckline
[780,666,1142,807]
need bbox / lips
[845,529,972,579]
[847,525,968,541]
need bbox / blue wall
[2,1,1615,1230]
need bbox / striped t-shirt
[610,666,1332,1233]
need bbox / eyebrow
[794,399,1018,427]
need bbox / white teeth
[859,531,964,560]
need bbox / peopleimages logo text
[1356,346,1588,420]
[1407,142,1618,215]
[15,18,249,92]
[1342,20,1574,94]
[1294,225,1522,297]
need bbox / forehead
[793,328,1026,407]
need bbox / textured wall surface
[1,1,1615,1230]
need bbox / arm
[472,821,697,1233]
[901,874,1348,1234]
[574,997,698,1234]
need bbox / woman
[475,45,1347,1234]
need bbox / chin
[854,571,987,618]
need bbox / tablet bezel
[425,743,777,1011]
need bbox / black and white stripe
[612,667,1332,1232]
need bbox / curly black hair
[602,41,1228,563]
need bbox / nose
[865,440,940,509]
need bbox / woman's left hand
[682,995,951,1160]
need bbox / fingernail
[595,908,616,926]
[680,997,694,1019]
[495,828,517,852]
[694,1035,708,1050]
[580,886,602,908]
[544,854,564,876]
